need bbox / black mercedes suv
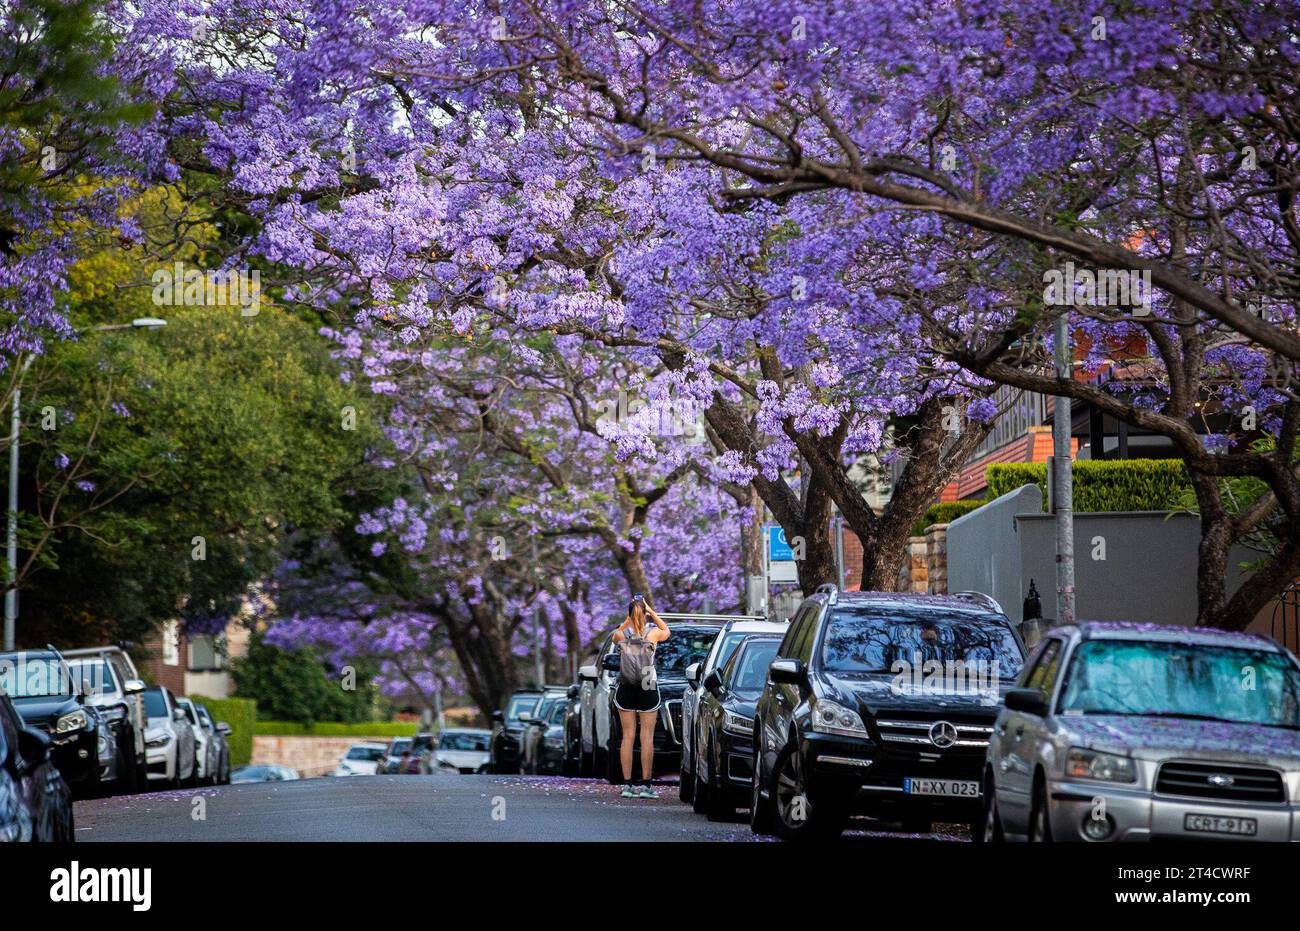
[750,587,1025,840]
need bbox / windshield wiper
[1081,710,1300,729]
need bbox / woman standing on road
[612,594,671,798]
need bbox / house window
[188,634,225,672]
[162,620,180,666]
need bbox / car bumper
[802,732,986,814]
[145,743,174,780]
[1046,778,1300,842]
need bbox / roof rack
[814,583,838,604]
[951,591,1004,614]
[656,612,766,622]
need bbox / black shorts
[614,679,661,713]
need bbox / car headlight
[1066,748,1137,784]
[145,733,171,748]
[54,710,87,734]
[810,697,868,738]
[722,712,754,737]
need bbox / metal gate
[1271,581,1300,654]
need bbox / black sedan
[0,685,74,841]
[0,649,105,797]
[489,690,541,774]
[692,635,782,821]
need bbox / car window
[505,694,540,721]
[708,631,751,674]
[346,746,385,762]
[1023,639,1063,694]
[778,607,811,659]
[67,659,119,698]
[725,639,782,690]
[142,689,169,718]
[439,732,491,751]
[0,654,74,698]
[793,608,823,663]
[819,607,1024,677]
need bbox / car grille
[663,701,683,746]
[874,717,993,750]
[1155,761,1285,804]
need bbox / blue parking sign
[768,526,795,562]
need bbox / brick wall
[140,621,188,695]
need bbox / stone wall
[251,735,392,778]
[925,523,949,595]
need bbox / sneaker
[637,784,659,799]
[620,785,637,798]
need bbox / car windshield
[0,655,74,698]
[819,608,1023,678]
[728,639,781,690]
[389,739,412,754]
[142,689,169,718]
[347,746,385,761]
[506,694,540,722]
[67,659,118,697]
[711,631,751,673]
[439,732,490,751]
[541,699,566,724]
[1058,640,1300,727]
[650,627,721,676]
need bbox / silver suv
[982,622,1300,842]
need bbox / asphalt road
[73,773,970,842]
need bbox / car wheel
[691,749,709,815]
[1029,776,1054,842]
[591,732,607,779]
[704,743,734,823]
[771,740,847,841]
[974,769,1003,843]
[749,741,775,835]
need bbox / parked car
[0,649,110,798]
[680,616,779,802]
[231,764,299,784]
[378,736,414,774]
[579,615,728,784]
[195,703,232,785]
[522,688,570,775]
[333,741,387,776]
[561,683,583,775]
[63,647,148,790]
[489,690,542,774]
[175,697,217,786]
[982,621,1300,842]
[0,683,74,841]
[433,728,493,774]
[751,588,1025,840]
[692,634,783,820]
[65,652,146,795]
[142,685,198,790]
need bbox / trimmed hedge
[910,500,986,537]
[191,695,257,767]
[253,721,419,738]
[985,459,1190,513]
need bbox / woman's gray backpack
[620,629,657,689]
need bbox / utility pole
[530,535,543,687]
[1050,313,1076,625]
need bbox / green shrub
[985,459,1190,512]
[253,721,419,737]
[910,500,986,536]
[191,695,257,767]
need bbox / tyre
[691,752,709,814]
[975,769,1003,843]
[704,742,735,822]
[605,726,624,785]
[749,742,775,835]
[1029,776,1054,842]
[579,742,593,778]
[679,757,694,803]
[591,725,607,778]
[770,741,848,841]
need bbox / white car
[333,742,387,776]
[175,698,217,786]
[680,617,783,803]
[142,686,197,789]
[434,728,492,774]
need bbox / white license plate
[903,778,980,798]
[1184,813,1258,836]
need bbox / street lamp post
[2,318,166,650]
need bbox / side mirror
[15,727,50,770]
[1004,688,1049,717]
[123,678,146,695]
[172,708,187,723]
[600,653,621,673]
[216,722,232,736]
[578,665,598,683]
[768,659,805,686]
[566,684,581,699]
[491,710,504,724]
[702,670,723,694]
[685,662,700,686]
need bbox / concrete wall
[1015,511,1255,627]
[948,485,1044,621]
